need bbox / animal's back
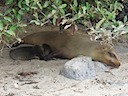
[22,31,98,58]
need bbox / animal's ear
[95,46,109,51]
[99,43,113,50]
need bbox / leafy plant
[0,0,126,47]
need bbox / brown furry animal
[11,31,120,67]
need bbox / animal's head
[34,44,52,60]
[92,45,120,67]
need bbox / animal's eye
[108,52,116,58]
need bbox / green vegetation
[0,0,128,46]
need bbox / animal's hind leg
[45,50,68,60]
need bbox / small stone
[60,56,96,80]
[14,83,20,89]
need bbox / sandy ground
[0,43,128,96]
[0,25,128,96]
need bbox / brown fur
[16,31,120,67]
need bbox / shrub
[0,0,127,46]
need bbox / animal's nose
[109,60,120,68]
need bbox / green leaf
[55,0,61,5]
[4,16,12,22]
[18,24,27,27]
[74,0,78,7]
[43,1,49,8]
[18,0,23,8]
[37,1,42,10]
[5,0,14,5]
[77,11,83,18]
[17,14,21,22]
[52,18,56,25]
[86,2,90,11]
[5,30,15,36]
[30,20,40,25]
[47,10,56,18]
[25,0,30,6]
[82,6,87,14]
[4,9,12,15]
[52,5,57,9]
[17,27,22,32]
[12,9,17,17]
[23,4,30,11]
[9,25,17,31]
[3,33,10,38]
[123,16,127,23]
[18,9,25,15]
[0,13,3,16]
[33,12,38,19]
[117,3,124,11]
[96,18,105,30]
[59,4,67,9]
[60,9,65,15]
[70,4,77,13]
[31,7,38,10]
[73,14,79,21]
[0,21,3,31]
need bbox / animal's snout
[108,59,120,68]
[105,52,120,67]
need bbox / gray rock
[94,62,109,74]
[60,56,96,80]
